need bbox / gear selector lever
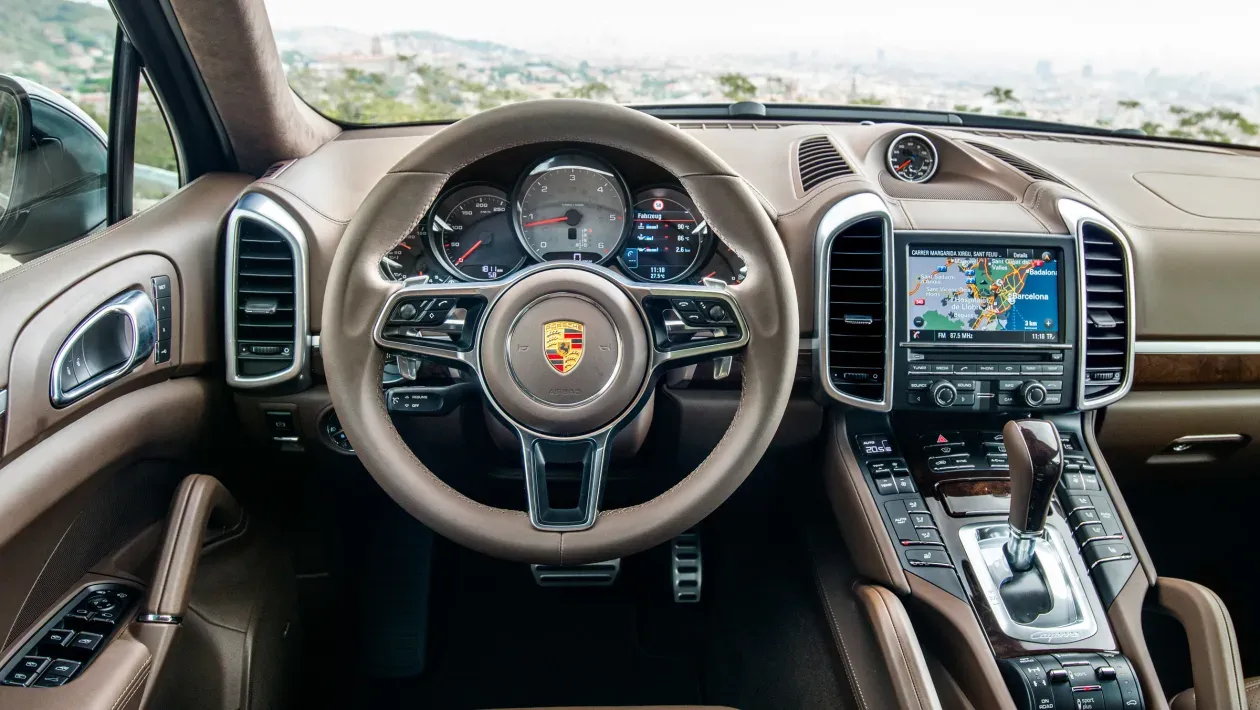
[1004,419,1064,571]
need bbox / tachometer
[514,153,629,263]
[430,185,526,281]
[618,188,707,282]
[887,133,939,183]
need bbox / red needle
[704,271,717,279]
[399,241,412,250]
[523,216,569,228]
[896,159,912,171]
[454,239,483,265]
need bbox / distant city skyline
[262,0,1260,82]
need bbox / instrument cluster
[379,150,746,286]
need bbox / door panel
[0,174,247,703]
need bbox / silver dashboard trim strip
[813,192,895,411]
[0,389,6,417]
[1058,199,1136,411]
[225,192,310,389]
[1134,340,1260,355]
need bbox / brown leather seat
[1170,677,1260,709]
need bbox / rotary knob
[930,380,958,407]
[1020,381,1048,408]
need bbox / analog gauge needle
[454,239,483,266]
[523,216,569,228]
[381,257,404,271]
[896,159,912,172]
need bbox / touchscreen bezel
[905,244,1065,345]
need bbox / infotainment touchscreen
[907,246,1061,344]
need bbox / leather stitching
[256,182,351,225]
[1202,586,1247,707]
[806,546,867,710]
[111,657,151,710]
[875,589,930,710]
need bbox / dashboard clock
[887,133,939,183]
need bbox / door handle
[50,289,157,407]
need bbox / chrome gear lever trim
[1003,419,1065,571]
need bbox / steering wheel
[322,100,798,565]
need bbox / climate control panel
[898,349,1076,412]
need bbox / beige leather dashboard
[251,117,1260,341]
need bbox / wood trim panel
[1135,353,1260,386]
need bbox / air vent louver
[234,219,297,377]
[1080,224,1130,401]
[797,136,854,193]
[826,217,887,402]
[966,142,1064,184]
[260,160,293,180]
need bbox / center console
[815,197,1163,710]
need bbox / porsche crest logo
[543,320,584,375]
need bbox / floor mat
[406,544,703,709]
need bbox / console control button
[984,442,1007,455]
[1062,472,1085,490]
[931,364,953,374]
[922,432,965,447]
[925,443,966,457]
[903,499,927,514]
[905,548,953,568]
[1084,541,1133,569]
[997,393,1016,406]
[907,379,931,390]
[953,363,975,374]
[1044,393,1063,406]
[874,477,897,496]
[1021,381,1048,407]
[1081,474,1101,491]
[1068,508,1102,528]
[1074,524,1117,546]
[1021,364,1045,375]
[996,364,1020,375]
[911,527,942,545]
[953,379,976,391]
[3,667,38,687]
[885,501,916,542]
[998,379,1022,391]
[1043,364,1065,375]
[976,364,999,374]
[955,391,975,406]
[908,363,931,374]
[930,380,958,407]
[1060,493,1094,514]
[909,513,935,528]
[1044,380,1064,391]
[1072,689,1105,709]
[893,476,917,493]
[986,455,1009,470]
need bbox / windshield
[263,0,1260,146]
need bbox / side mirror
[0,74,107,262]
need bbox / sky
[261,0,1260,79]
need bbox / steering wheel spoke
[373,278,506,374]
[622,280,749,370]
[518,427,614,531]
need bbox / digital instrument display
[618,188,706,282]
[906,245,1061,344]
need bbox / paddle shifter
[1003,419,1065,572]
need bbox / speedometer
[430,185,526,281]
[514,153,629,264]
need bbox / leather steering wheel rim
[322,100,798,565]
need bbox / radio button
[1021,364,1046,375]
[906,392,925,405]
[954,364,976,374]
[1043,364,1064,375]
[931,364,953,374]
[907,380,932,390]
[997,392,1017,406]
[955,392,975,406]
[1044,393,1063,406]
[908,363,931,374]
[998,380,1022,391]
[997,364,1020,375]
[1044,380,1064,391]
[976,364,999,374]
[953,380,976,391]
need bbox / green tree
[1117,99,1141,110]
[716,73,756,101]
[953,104,982,113]
[852,95,885,106]
[556,81,614,100]
[986,86,1018,104]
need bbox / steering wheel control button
[670,298,698,312]
[387,390,443,413]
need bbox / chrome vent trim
[797,135,855,193]
[225,192,309,388]
[814,193,894,410]
[1060,199,1135,409]
[966,141,1065,184]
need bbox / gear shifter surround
[1004,419,1064,571]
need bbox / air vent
[226,193,307,387]
[1080,224,1131,401]
[826,217,887,402]
[797,136,854,193]
[966,142,1064,184]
